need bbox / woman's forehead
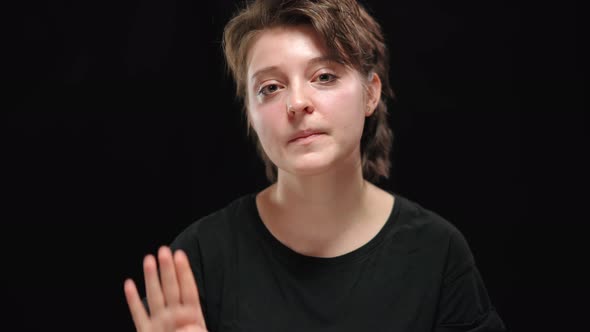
[246,25,329,73]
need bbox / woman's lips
[289,132,325,144]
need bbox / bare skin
[124,246,207,332]
[257,178,394,258]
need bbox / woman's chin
[283,154,338,177]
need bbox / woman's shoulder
[392,193,473,259]
[394,194,458,231]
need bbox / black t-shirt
[167,192,506,331]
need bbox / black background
[5,0,585,331]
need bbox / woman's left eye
[316,73,338,82]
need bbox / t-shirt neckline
[246,191,401,267]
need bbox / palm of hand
[124,247,208,332]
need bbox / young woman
[124,1,506,331]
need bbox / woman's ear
[366,72,382,117]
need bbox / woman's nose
[286,84,314,116]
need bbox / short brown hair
[223,0,394,183]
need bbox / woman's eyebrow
[250,66,280,84]
[307,55,340,67]
[250,55,341,83]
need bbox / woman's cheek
[251,104,283,145]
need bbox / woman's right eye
[258,84,280,96]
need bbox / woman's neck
[274,162,367,217]
[259,159,381,252]
[257,161,394,258]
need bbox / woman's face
[246,25,380,178]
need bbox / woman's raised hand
[124,246,208,332]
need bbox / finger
[124,279,149,331]
[158,246,181,307]
[144,254,165,315]
[174,250,207,328]
[174,250,199,306]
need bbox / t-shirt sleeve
[434,229,506,332]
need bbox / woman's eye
[316,73,337,82]
[258,84,280,96]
